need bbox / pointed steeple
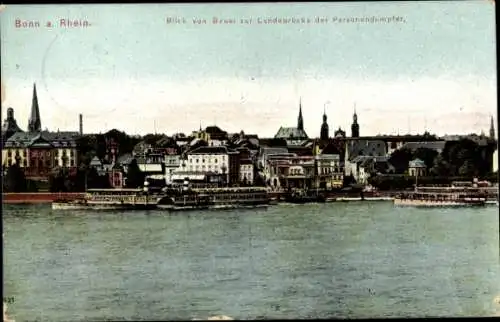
[320,101,329,140]
[490,114,495,139]
[28,83,41,132]
[351,103,359,138]
[297,97,304,131]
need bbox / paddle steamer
[157,186,269,211]
[393,186,487,207]
[52,188,160,210]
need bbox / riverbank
[2,191,395,205]
[2,192,85,204]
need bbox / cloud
[2,75,496,136]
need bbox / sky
[0,1,497,138]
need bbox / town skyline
[1,2,497,137]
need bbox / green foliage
[413,147,438,169]
[388,139,496,178]
[3,164,27,192]
[388,148,414,174]
[126,158,145,188]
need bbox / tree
[49,167,68,192]
[388,148,414,174]
[458,160,476,177]
[413,147,438,170]
[126,158,145,188]
[430,154,450,177]
[3,163,27,192]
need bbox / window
[196,158,199,163]
[23,160,27,167]
[215,158,218,163]
[202,158,205,163]
[45,160,51,167]
[70,150,74,157]
[47,152,51,157]
[7,150,12,157]
[23,150,27,157]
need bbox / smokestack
[79,114,83,135]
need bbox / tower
[351,105,359,138]
[320,104,329,140]
[297,97,304,131]
[79,114,83,135]
[27,83,41,132]
[2,107,22,136]
[490,115,495,139]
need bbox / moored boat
[52,188,161,210]
[157,186,269,211]
[394,186,487,207]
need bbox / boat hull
[52,201,157,211]
[52,202,89,210]
[394,198,486,207]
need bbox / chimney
[79,114,83,135]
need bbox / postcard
[1,2,499,321]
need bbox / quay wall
[2,193,85,204]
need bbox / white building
[174,146,239,184]
[164,154,181,185]
[239,160,254,185]
[315,154,343,189]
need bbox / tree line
[368,138,498,190]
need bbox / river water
[3,202,500,321]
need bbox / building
[274,99,309,146]
[27,83,42,133]
[136,153,164,180]
[398,141,447,154]
[320,106,329,140]
[493,149,498,173]
[490,115,496,140]
[334,127,346,138]
[351,108,359,138]
[266,153,316,190]
[239,159,254,185]
[2,131,80,180]
[314,140,343,189]
[314,154,343,189]
[196,125,229,146]
[175,146,239,185]
[109,166,125,188]
[344,139,387,181]
[408,158,427,176]
[164,154,181,185]
[1,82,82,180]
[1,107,23,143]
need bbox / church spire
[28,83,41,132]
[320,101,329,140]
[351,103,359,138]
[297,97,304,131]
[490,114,495,139]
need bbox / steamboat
[52,188,161,210]
[157,186,269,211]
[393,186,487,207]
[284,190,326,203]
